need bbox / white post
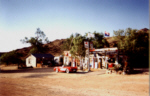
[88,42,90,72]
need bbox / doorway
[98,58,102,69]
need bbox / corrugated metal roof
[32,53,54,58]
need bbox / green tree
[70,33,86,57]
[113,28,149,67]
[0,51,22,65]
[61,34,74,51]
[21,28,49,53]
[61,31,109,52]
[85,31,109,48]
[61,31,109,66]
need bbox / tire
[56,68,58,73]
[66,69,69,73]
[74,70,77,73]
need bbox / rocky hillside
[43,39,65,56]
[10,37,117,60]
[12,39,66,59]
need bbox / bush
[113,64,122,71]
[0,51,22,65]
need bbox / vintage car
[54,65,77,73]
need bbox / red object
[54,65,77,73]
[108,63,114,68]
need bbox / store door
[99,58,102,68]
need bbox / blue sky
[0,0,149,52]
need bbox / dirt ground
[0,65,149,96]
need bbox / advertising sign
[84,41,89,48]
[90,42,93,49]
[87,33,95,38]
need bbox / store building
[86,47,119,69]
[63,51,82,67]
[63,47,124,70]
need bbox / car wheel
[73,71,77,73]
[66,69,69,73]
[56,68,58,73]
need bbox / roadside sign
[84,41,89,48]
[90,42,93,49]
[87,33,95,38]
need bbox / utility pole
[85,33,95,72]
[84,40,90,72]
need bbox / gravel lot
[0,66,149,96]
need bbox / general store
[86,47,119,69]
[63,47,122,69]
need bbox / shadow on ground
[51,70,93,74]
[0,67,94,75]
[0,67,55,73]
[0,67,148,75]
[128,68,149,75]
[23,74,54,78]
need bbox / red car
[54,65,77,73]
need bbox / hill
[43,39,66,56]
[12,39,66,60]
[5,37,117,60]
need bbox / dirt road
[0,67,149,96]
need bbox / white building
[26,53,54,68]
